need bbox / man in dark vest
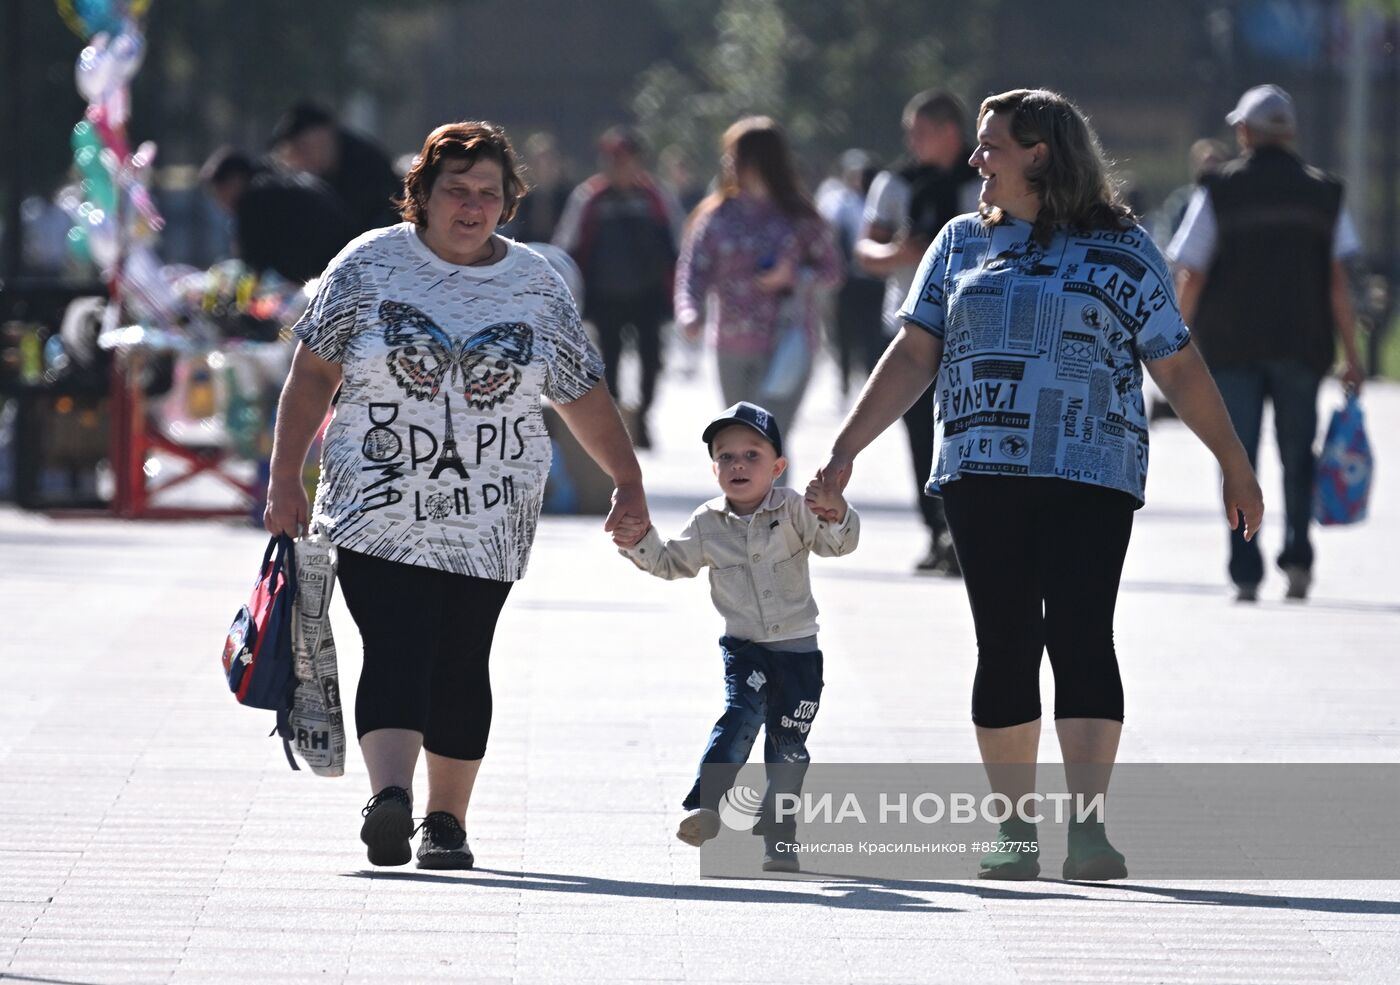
[1169,84,1365,603]
[857,90,981,576]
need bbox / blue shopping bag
[1313,394,1373,526]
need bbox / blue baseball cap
[702,401,783,458]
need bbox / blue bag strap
[258,536,279,578]
[267,534,299,771]
[262,533,298,596]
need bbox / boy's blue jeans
[683,636,824,838]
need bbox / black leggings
[940,476,1135,728]
[337,549,514,760]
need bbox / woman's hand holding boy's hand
[604,482,650,548]
[613,520,649,551]
[803,479,847,524]
[607,484,649,545]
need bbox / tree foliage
[632,0,1002,178]
[132,0,472,162]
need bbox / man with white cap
[1169,84,1366,603]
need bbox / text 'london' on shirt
[294,224,605,580]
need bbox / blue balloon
[74,0,123,37]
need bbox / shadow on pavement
[1068,882,1400,914]
[347,869,1400,916]
[346,868,962,911]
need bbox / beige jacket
[619,486,859,642]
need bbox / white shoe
[676,808,721,846]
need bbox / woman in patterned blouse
[675,116,843,447]
[812,89,1263,883]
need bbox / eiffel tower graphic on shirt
[430,395,468,480]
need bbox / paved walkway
[2,349,1397,983]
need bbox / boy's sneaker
[761,835,800,873]
[1281,565,1312,601]
[676,808,721,847]
[416,811,474,870]
[1061,818,1127,881]
[977,817,1040,880]
[360,786,413,867]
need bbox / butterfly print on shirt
[379,300,535,409]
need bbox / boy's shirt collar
[704,486,784,517]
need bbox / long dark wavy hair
[690,116,818,226]
[977,89,1135,246]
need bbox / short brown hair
[903,89,966,130]
[399,121,526,226]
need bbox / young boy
[613,401,859,872]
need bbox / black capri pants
[336,548,514,760]
[939,475,1136,728]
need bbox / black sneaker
[360,786,413,867]
[416,811,474,870]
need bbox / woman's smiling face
[969,109,1043,222]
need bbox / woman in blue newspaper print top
[812,89,1263,881]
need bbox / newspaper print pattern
[290,532,345,776]
[899,216,1191,504]
[294,225,603,579]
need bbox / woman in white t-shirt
[264,121,649,870]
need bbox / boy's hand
[611,515,650,548]
[804,479,847,524]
